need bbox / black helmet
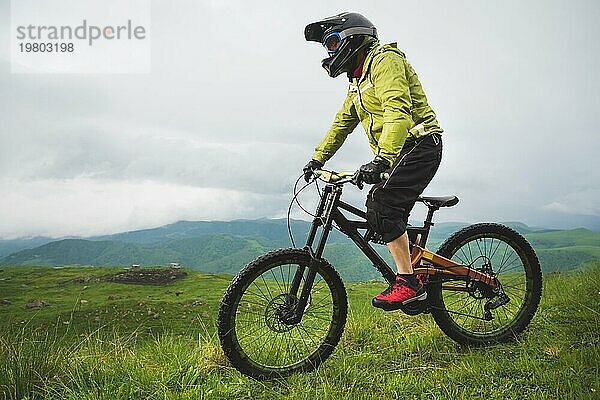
[305,12,378,78]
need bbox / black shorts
[365,133,442,242]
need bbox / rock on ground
[25,299,50,309]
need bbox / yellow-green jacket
[312,42,443,166]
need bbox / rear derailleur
[469,260,511,320]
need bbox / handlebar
[313,169,389,189]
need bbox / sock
[398,273,418,287]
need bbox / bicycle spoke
[474,238,485,259]
[497,252,520,274]
[232,259,335,370]
[467,241,474,265]
[482,237,487,259]
[457,247,469,265]
[489,239,502,261]
[440,231,532,335]
[270,268,285,294]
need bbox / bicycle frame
[286,181,498,324]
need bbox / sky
[0,0,599,239]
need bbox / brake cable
[286,174,500,323]
[287,174,323,247]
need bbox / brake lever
[351,171,364,190]
[350,171,389,189]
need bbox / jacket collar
[358,42,402,84]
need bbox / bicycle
[217,169,543,379]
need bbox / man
[303,12,443,310]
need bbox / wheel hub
[467,259,497,299]
[264,294,299,332]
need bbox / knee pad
[365,198,407,243]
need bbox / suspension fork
[287,185,329,297]
[287,185,341,324]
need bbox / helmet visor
[322,32,343,53]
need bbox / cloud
[0,178,286,239]
[542,189,600,216]
[0,0,599,237]
[2,115,307,194]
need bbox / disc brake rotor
[264,294,299,333]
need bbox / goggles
[322,32,343,53]
[322,27,377,54]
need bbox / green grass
[0,264,599,399]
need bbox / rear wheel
[218,248,347,379]
[429,223,542,345]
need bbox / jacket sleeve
[371,52,413,166]
[312,90,360,164]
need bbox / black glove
[303,159,324,182]
[358,157,390,184]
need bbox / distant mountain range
[1,219,598,281]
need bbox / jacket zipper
[356,78,377,149]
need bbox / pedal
[372,292,428,314]
[372,300,405,312]
[399,301,428,316]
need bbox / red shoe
[372,275,427,311]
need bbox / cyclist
[303,12,443,310]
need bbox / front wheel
[217,248,347,379]
[429,223,542,345]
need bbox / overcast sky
[0,0,599,239]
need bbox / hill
[0,235,269,275]
[0,236,57,258]
[0,220,317,258]
[93,218,317,246]
[1,220,599,280]
[0,219,474,258]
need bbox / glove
[303,159,324,182]
[358,157,390,184]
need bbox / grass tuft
[0,329,69,400]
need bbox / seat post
[424,206,438,229]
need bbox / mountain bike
[217,169,543,379]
